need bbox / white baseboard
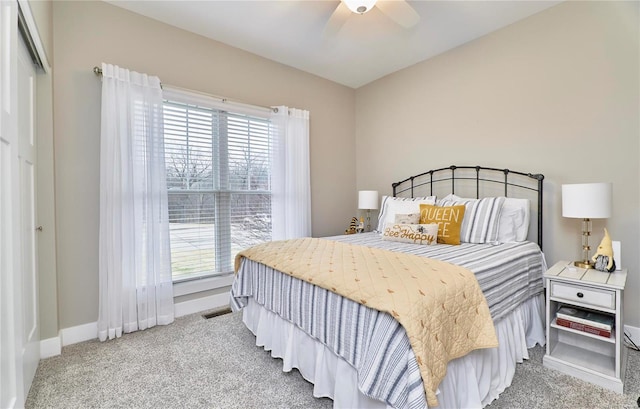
[624,324,640,347]
[40,335,61,359]
[60,321,98,346]
[42,293,229,353]
[174,292,230,318]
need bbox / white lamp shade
[561,182,612,219]
[358,190,379,210]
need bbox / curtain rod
[93,66,277,113]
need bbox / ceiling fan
[325,0,420,36]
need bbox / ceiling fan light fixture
[343,0,377,15]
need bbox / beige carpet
[26,310,640,408]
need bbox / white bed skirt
[242,294,546,409]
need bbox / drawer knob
[577,292,584,298]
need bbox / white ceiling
[107,0,562,89]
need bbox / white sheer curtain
[270,106,311,240]
[98,63,174,342]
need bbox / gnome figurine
[591,228,616,272]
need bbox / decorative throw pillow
[419,204,465,245]
[375,196,437,232]
[435,197,506,244]
[394,213,420,224]
[381,223,438,246]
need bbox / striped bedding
[230,232,545,409]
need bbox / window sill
[173,274,235,297]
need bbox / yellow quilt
[234,237,498,406]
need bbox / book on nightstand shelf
[556,306,614,331]
[555,317,612,338]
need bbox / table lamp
[358,190,379,232]
[561,182,612,269]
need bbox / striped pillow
[436,197,506,244]
[375,196,437,233]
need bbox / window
[163,90,272,282]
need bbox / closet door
[17,22,39,398]
[0,0,25,408]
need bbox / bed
[230,165,547,408]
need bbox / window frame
[162,87,273,289]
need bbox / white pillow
[438,193,459,202]
[381,222,438,246]
[498,198,530,242]
[376,196,436,233]
[440,194,530,243]
[394,213,420,224]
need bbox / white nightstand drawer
[550,281,615,309]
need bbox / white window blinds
[163,88,272,281]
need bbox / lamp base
[574,260,594,269]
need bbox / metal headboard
[392,165,544,250]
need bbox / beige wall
[26,0,52,65]
[356,2,640,325]
[50,0,640,333]
[52,1,356,329]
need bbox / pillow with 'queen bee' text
[419,204,465,245]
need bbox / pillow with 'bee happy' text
[381,222,438,246]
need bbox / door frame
[0,1,50,407]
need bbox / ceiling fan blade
[324,1,351,37]
[376,0,420,28]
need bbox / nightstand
[543,260,627,393]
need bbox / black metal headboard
[392,165,544,250]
